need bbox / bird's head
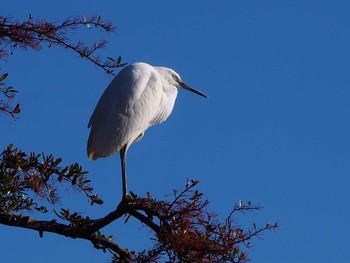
[157,67,208,98]
[171,73,208,98]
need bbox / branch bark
[0,198,163,262]
[84,198,160,235]
[0,212,131,260]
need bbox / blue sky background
[1,1,350,262]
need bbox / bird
[87,62,207,197]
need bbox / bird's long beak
[179,81,208,98]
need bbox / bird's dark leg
[120,145,128,198]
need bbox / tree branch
[0,15,125,75]
[84,198,160,235]
[0,212,131,260]
[128,209,160,234]
[84,203,126,235]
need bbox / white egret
[87,62,207,197]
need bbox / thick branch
[0,213,131,260]
[85,199,160,235]
[84,204,125,234]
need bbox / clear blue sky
[2,1,350,262]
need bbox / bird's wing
[87,63,163,160]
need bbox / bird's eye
[172,75,179,82]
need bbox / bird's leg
[120,145,128,198]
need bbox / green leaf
[129,191,137,200]
[0,73,8,82]
[107,56,116,62]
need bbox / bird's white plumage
[87,62,178,160]
[87,62,207,196]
